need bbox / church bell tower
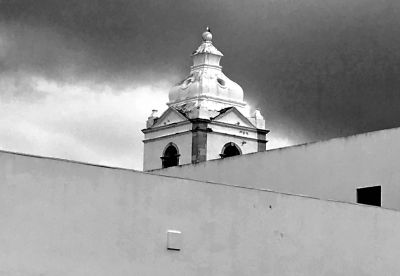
[142,28,269,171]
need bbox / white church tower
[142,28,269,171]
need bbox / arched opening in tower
[161,144,180,168]
[220,142,241,158]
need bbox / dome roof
[168,28,245,107]
[169,70,244,104]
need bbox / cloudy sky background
[1,0,400,170]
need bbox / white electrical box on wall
[167,230,182,251]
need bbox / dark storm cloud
[2,0,400,145]
[0,0,215,83]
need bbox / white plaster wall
[206,132,258,160]
[143,132,192,171]
[2,151,400,275]
[155,127,400,211]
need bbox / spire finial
[202,26,213,42]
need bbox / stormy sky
[1,0,400,170]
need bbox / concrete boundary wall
[1,150,400,275]
[152,127,400,210]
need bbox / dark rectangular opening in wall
[357,186,381,207]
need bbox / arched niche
[220,142,242,158]
[161,143,180,168]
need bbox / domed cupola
[168,27,247,119]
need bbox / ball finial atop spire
[202,26,213,42]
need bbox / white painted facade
[2,149,400,275]
[153,126,400,211]
[3,124,400,274]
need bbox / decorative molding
[212,106,257,128]
[142,121,191,134]
[210,121,270,134]
[168,95,246,107]
[143,131,192,143]
[150,107,188,128]
[210,130,268,143]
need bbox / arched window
[220,142,241,158]
[161,143,180,168]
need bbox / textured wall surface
[153,127,400,210]
[1,150,400,275]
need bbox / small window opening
[357,186,381,207]
[161,144,180,168]
[220,142,241,158]
[217,78,225,86]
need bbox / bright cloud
[0,75,170,170]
